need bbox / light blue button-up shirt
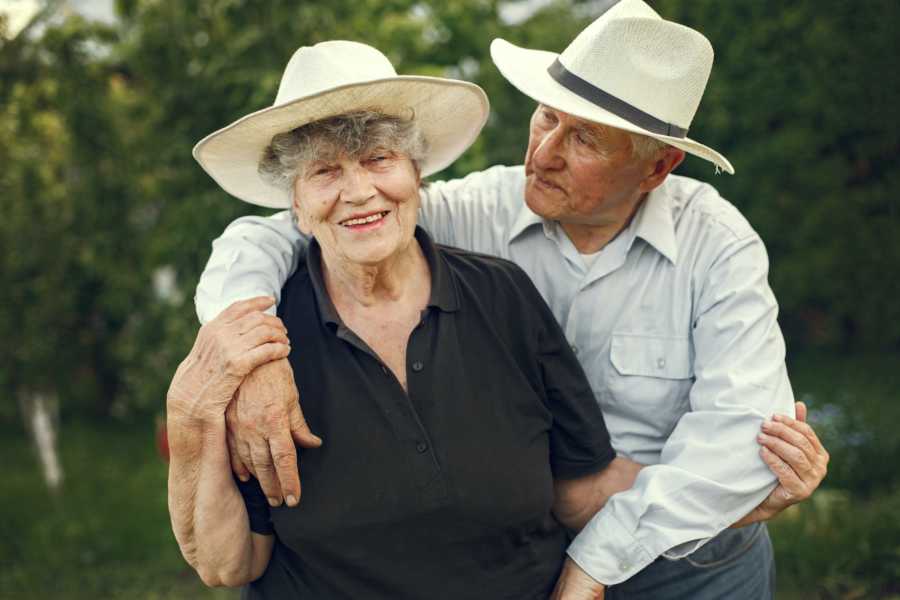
[195,165,795,585]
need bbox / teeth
[343,212,386,226]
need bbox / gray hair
[258,110,428,193]
[627,131,672,161]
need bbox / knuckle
[274,453,295,469]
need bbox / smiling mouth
[339,211,390,227]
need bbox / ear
[639,146,685,194]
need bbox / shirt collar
[306,226,460,329]
[509,203,546,242]
[630,182,678,264]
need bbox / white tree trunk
[19,391,64,492]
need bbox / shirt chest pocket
[605,333,694,437]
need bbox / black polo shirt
[239,228,614,600]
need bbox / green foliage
[1,1,898,412]
[770,488,900,599]
[0,421,232,599]
[789,352,900,495]
[655,0,900,350]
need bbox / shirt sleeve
[511,265,616,479]
[194,211,309,324]
[566,233,795,585]
[418,165,526,257]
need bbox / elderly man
[192,1,828,598]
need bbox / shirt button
[657,357,666,369]
[416,441,428,453]
[619,561,630,571]
[411,361,424,372]
[571,344,579,355]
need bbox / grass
[1,352,898,598]
[0,420,234,600]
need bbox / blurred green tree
[1,0,898,425]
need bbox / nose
[531,126,565,171]
[340,162,376,204]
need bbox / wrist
[166,394,228,426]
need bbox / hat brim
[193,76,490,208]
[490,38,734,175]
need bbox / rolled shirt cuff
[566,510,654,586]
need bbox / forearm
[553,457,643,532]
[195,212,305,324]
[167,410,261,586]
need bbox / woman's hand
[167,296,291,421]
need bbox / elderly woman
[168,41,618,598]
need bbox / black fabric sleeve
[235,475,275,535]
[510,267,616,479]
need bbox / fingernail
[757,433,769,443]
[773,414,786,422]
[286,494,297,506]
[239,474,249,482]
[267,497,281,507]
[761,420,773,431]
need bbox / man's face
[523,105,654,229]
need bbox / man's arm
[195,211,321,506]
[566,233,801,586]
[195,211,304,323]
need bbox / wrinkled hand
[167,297,291,420]
[226,357,322,508]
[550,558,605,600]
[733,401,829,528]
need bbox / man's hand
[551,558,605,600]
[733,401,829,527]
[225,357,322,508]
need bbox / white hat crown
[489,0,733,173]
[194,41,490,207]
[559,17,713,130]
[274,41,398,106]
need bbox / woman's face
[293,149,421,267]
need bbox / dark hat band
[547,59,688,138]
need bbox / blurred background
[1,0,898,598]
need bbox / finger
[795,401,807,422]
[224,401,252,481]
[220,297,276,323]
[240,324,291,350]
[227,343,291,377]
[760,447,803,503]
[226,427,251,482]
[773,412,828,457]
[269,431,301,507]
[249,439,283,507]
[757,432,813,478]
[760,419,816,462]
[289,400,322,448]
[233,311,286,336]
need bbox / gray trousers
[606,523,775,599]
